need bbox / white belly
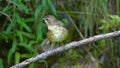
[47,26,68,43]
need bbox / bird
[43,15,68,48]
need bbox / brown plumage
[43,15,68,44]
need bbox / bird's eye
[43,18,48,22]
[43,18,50,22]
[45,18,49,20]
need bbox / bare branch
[10,31,120,68]
[0,11,12,23]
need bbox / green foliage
[47,0,57,16]
[29,63,35,68]
[15,13,31,32]
[7,49,13,64]
[59,49,82,63]
[39,60,48,68]
[100,15,120,31]
[20,53,33,58]
[15,52,20,64]
[0,58,4,68]
[61,18,69,25]
[0,0,57,67]
[73,63,81,68]
[34,5,43,20]
[12,39,17,53]
[0,0,120,68]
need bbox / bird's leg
[50,42,55,50]
[51,42,61,50]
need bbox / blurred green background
[0,0,120,68]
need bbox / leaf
[39,60,48,68]
[0,58,4,68]
[11,39,17,53]
[18,42,37,54]
[7,49,13,64]
[22,45,37,54]
[0,32,7,40]
[62,19,69,25]
[11,0,21,3]
[42,0,47,8]
[48,0,57,16]
[28,40,36,47]
[20,21,31,32]
[15,52,20,64]
[23,18,35,23]
[5,22,16,34]
[16,30,23,42]
[15,13,31,32]
[36,23,43,41]
[29,63,35,68]
[21,31,35,39]
[19,3,29,13]
[109,15,120,23]
[34,5,43,20]
[24,0,30,2]
[40,23,47,35]
[99,40,105,49]
[21,54,32,58]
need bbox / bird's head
[43,15,58,31]
[43,15,56,26]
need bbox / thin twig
[6,0,22,11]
[65,14,85,39]
[60,4,85,39]
[10,31,120,68]
[2,1,10,12]
[0,11,12,23]
[59,3,95,61]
